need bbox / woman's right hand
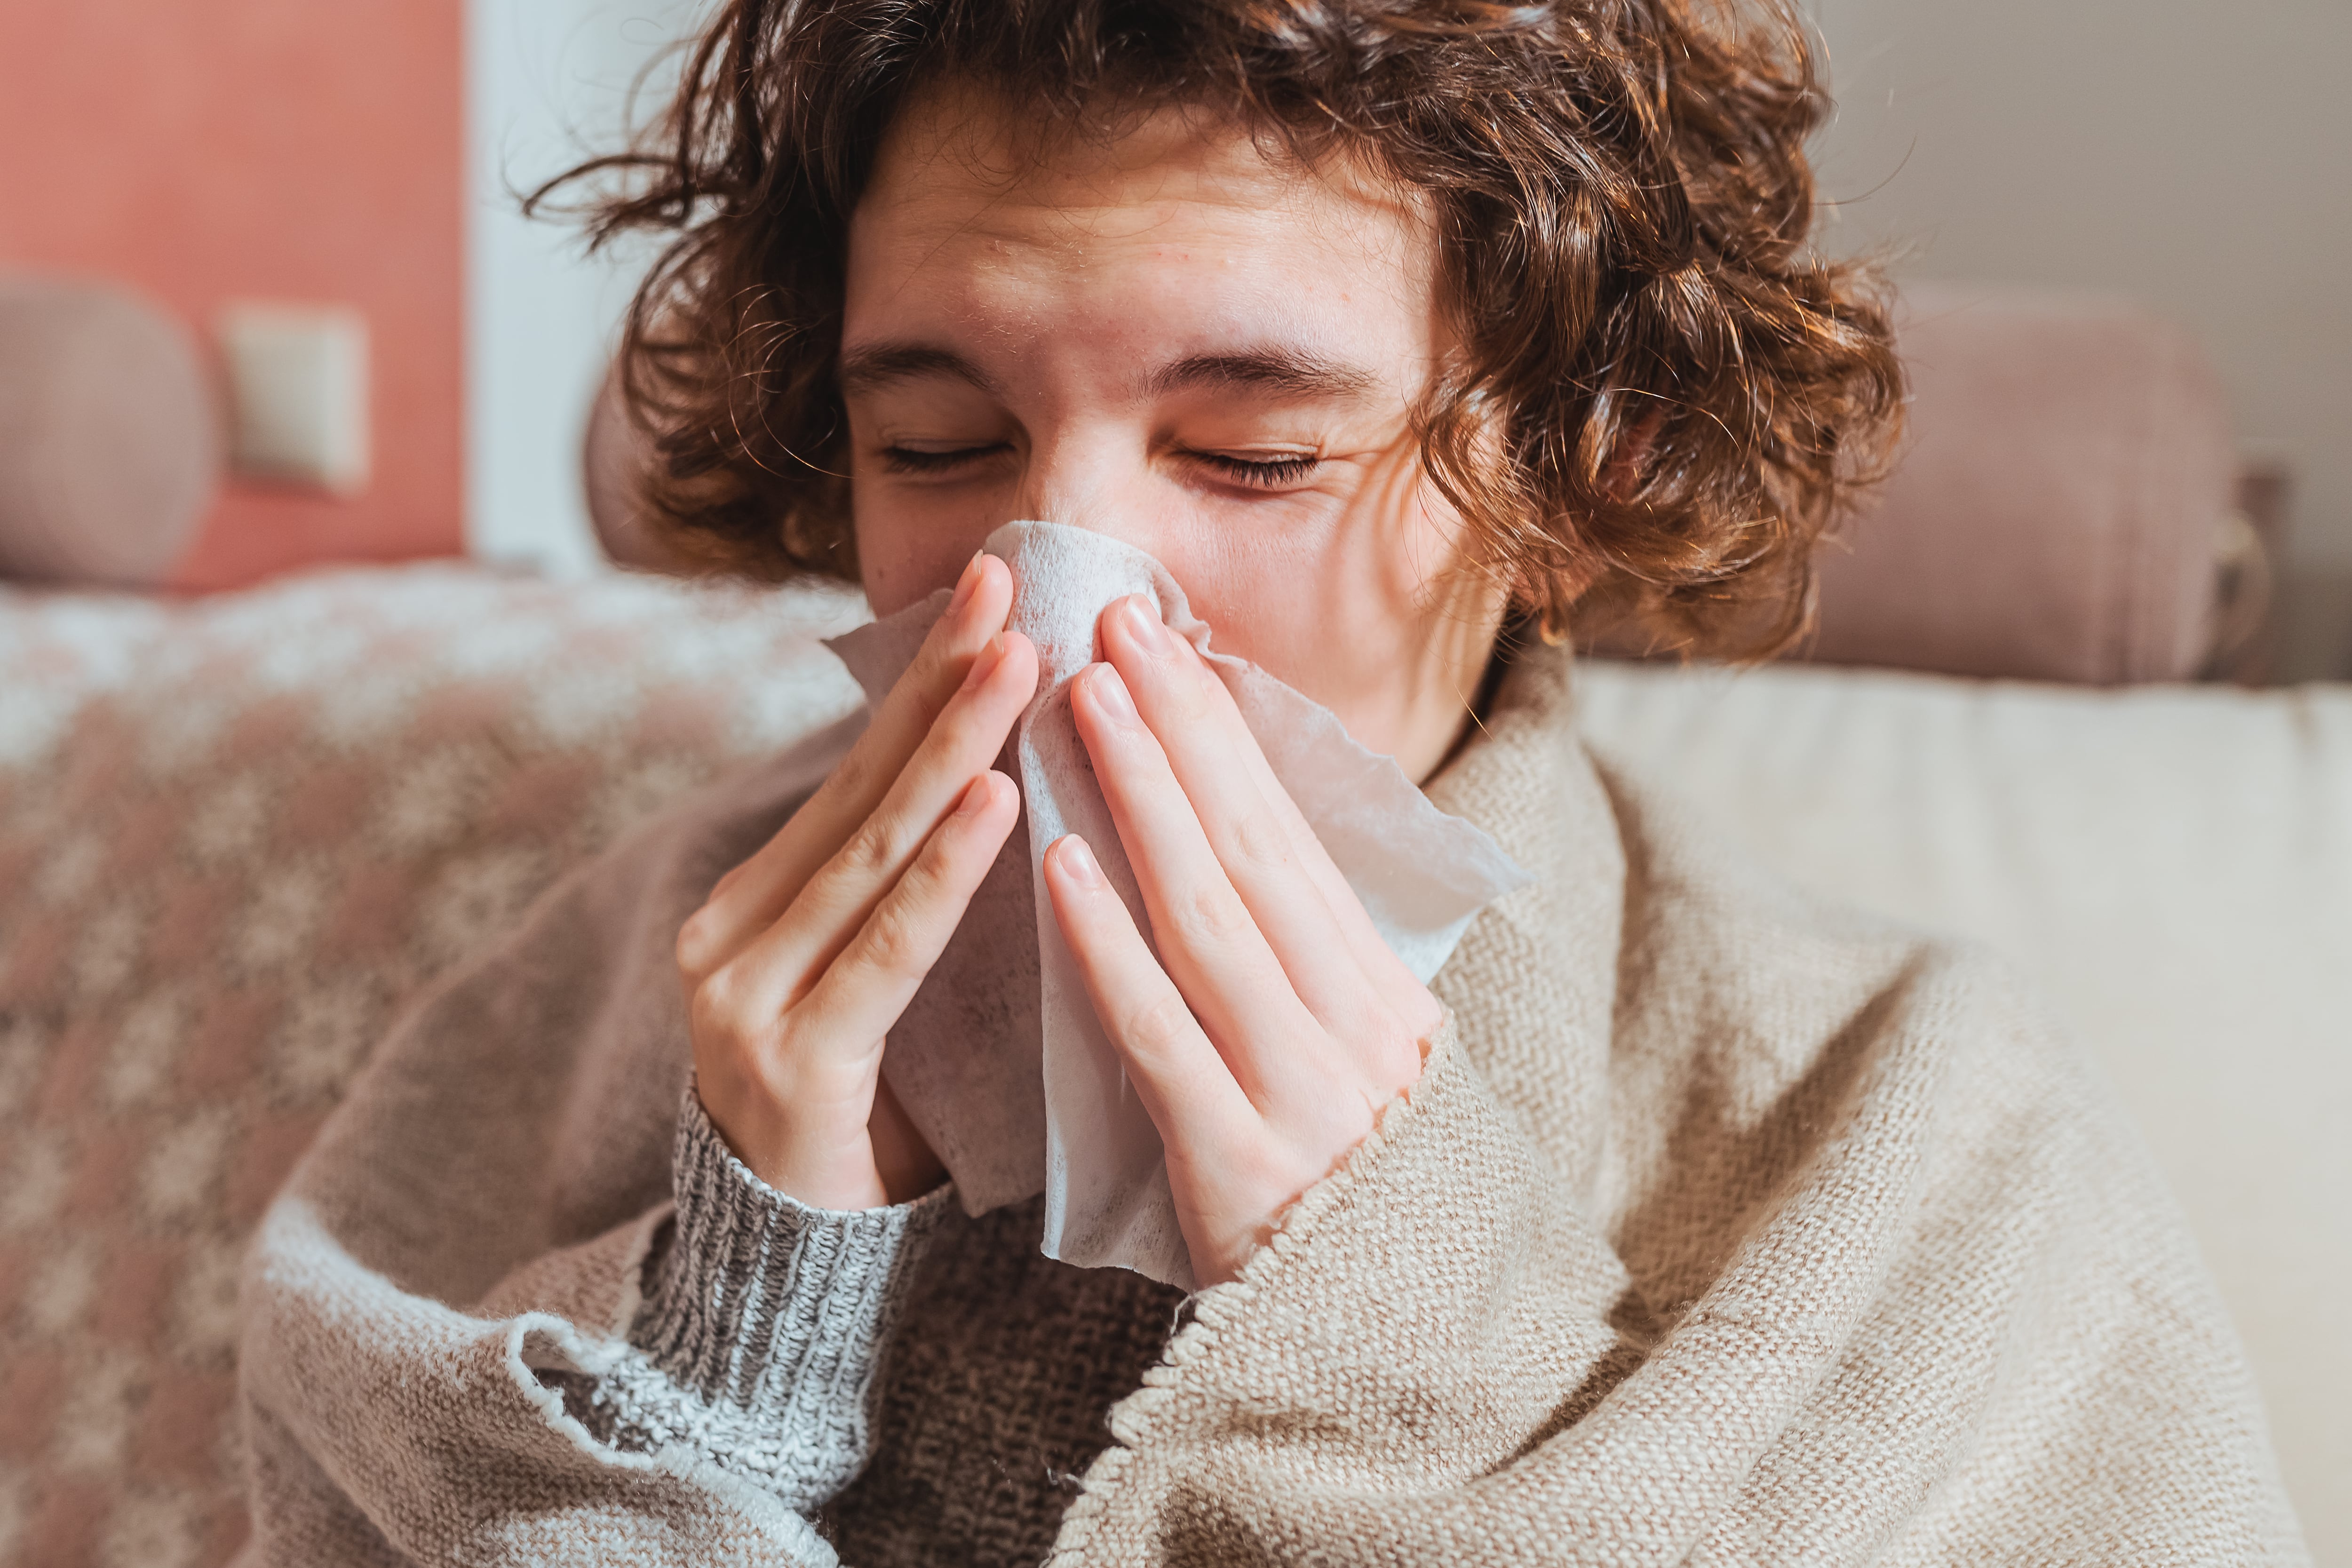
[675,552,1035,1209]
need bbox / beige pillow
[0,277,219,588]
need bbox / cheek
[1175,458,1483,759]
[851,480,1001,616]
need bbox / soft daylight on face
[27,0,2334,1554]
[842,82,1506,782]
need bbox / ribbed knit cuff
[612,1086,949,1506]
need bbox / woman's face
[842,83,1503,782]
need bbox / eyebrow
[834,341,1379,403]
[1144,349,1379,401]
[837,343,1001,398]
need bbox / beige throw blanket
[235,646,2307,1564]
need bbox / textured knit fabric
[0,564,872,1568]
[550,1089,951,1514]
[232,646,2309,1566]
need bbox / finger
[786,769,1021,1065]
[1098,594,1394,1027]
[1068,662,1326,1102]
[692,551,1010,960]
[724,630,1037,1015]
[1105,595,1430,1011]
[1042,833,1257,1141]
[691,771,1014,1208]
[1223,718,1428,1009]
[680,552,1014,977]
[1231,743,1425,1006]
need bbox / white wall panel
[466,0,700,575]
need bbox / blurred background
[1807,0,2352,681]
[1,6,2347,1567]
[0,0,2345,675]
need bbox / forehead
[843,81,1439,346]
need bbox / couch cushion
[1575,658,2352,1558]
[0,565,862,1567]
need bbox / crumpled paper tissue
[825,520,1529,1287]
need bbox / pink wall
[0,1,464,589]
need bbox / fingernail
[947,551,985,617]
[961,634,1004,692]
[955,773,995,817]
[1085,663,1136,724]
[1120,594,1172,654]
[1056,835,1103,888]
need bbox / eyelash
[1192,451,1320,488]
[877,445,1320,489]
[880,444,1009,474]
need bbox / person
[235,2,2308,1563]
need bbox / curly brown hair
[550,0,1903,654]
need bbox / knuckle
[1160,650,1226,722]
[904,828,963,895]
[1123,988,1198,1062]
[940,668,1024,748]
[688,970,757,1054]
[857,898,931,980]
[674,907,726,981]
[908,681,954,734]
[1224,806,1293,877]
[1174,885,1252,951]
[1161,654,1212,711]
[834,817,902,883]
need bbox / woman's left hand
[1041,594,1446,1285]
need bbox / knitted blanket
[234,644,2307,1564]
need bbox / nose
[1010,426,1171,557]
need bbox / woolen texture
[550,1090,951,1514]
[234,645,2307,1565]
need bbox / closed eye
[1188,451,1321,489]
[879,443,1010,475]
[879,443,1322,488]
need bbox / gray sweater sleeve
[555,1087,951,1513]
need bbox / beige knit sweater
[235,646,2308,1565]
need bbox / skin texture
[680,84,1501,1281]
[842,82,1502,777]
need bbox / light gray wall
[1807,0,2352,678]
[467,0,698,575]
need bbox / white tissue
[825,521,1528,1287]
